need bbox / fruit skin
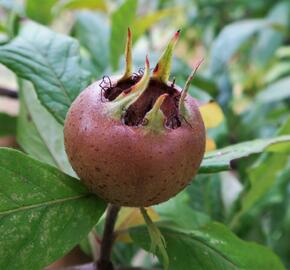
[64,76,206,207]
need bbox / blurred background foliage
[0,0,290,268]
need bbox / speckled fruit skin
[64,77,206,207]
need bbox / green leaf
[0,0,24,14]
[154,192,210,230]
[0,147,106,270]
[251,2,289,66]
[264,62,290,84]
[55,0,107,12]
[265,118,290,154]
[17,80,75,176]
[264,164,290,266]
[0,23,5,33]
[199,136,290,173]
[110,0,138,70]
[0,112,16,137]
[209,19,270,75]
[244,154,288,212]
[230,117,290,228]
[130,222,285,270]
[25,0,57,25]
[0,22,91,124]
[257,77,290,103]
[74,11,110,75]
[188,174,224,221]
[17,81,56,167]
[132,8,178,43]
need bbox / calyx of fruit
[64,28,206,207]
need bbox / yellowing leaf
[115,207,159,242]
[54,0,107,14]
[200,101,224,129]
[206,137,216,152]
[132,8,181,43]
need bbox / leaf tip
[127,27,131,38]
[175,29,181,39]
[145,54,150,68]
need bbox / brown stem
[97,204,121,270]
[0,87,18,99]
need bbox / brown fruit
[64,29,206,207]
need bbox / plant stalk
[97,204,121,270]
[0,87,18,99]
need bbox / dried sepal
[179,59,203,113]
